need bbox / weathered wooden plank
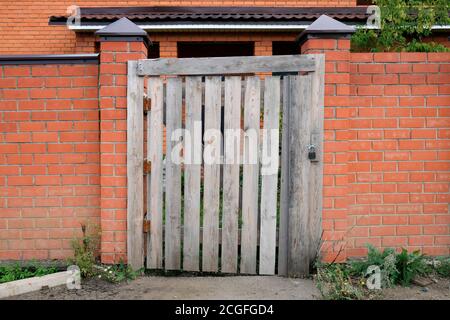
[221,76,241,274]
[240,76,260,275]
[137,55,316,76]
[278,76,291,276]
[259,76,281,275]
[308,54,325,263]
[0,271,73,299]
[202,76,222,272]
[183,76,202,272]
[126,61,144,270]
[147,76,164,269]
[164,77,182,270]
[287,75,312,277]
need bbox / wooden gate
[127,54,324,277]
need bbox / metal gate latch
[307,144,316,161]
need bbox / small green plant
[95,260,142,283]
[0,261,59,284]
[68,222,100,278]
[315,262,365,300]
[395,249,430,286]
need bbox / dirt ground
[381,277,450,300]
[4,275,320,300]
[4,275,449,300]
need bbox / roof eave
[65,23,450,32]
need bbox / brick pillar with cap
[96,18,149,264]
[298,15,355,262]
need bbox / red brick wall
[0,63,100,260]
[0,1,356,55]
[348,52,450,257]
[302,39,449,260]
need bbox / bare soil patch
[3,275,448,300]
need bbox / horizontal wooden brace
[137,54,316,76]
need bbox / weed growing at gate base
[95,260,143,283]
[69,223,143,283]
[68,222,100,278]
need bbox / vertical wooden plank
[278,76,291,276]
[183,76,202,271]
[240,76,260,275]
[259,76,281,275]
[202,76,222,272]
[221,76,241,274]
[287,75,312,277]
[147,76,164,269]
[127,61,144,270]
[164,77,182,270]
[308,55,325,262]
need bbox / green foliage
[95,260,143,283]
[0,261,59,284]
[349,245,430,287]
[395,248,430,286]
[351,28,380,52]
[349,245,399,288]
[68,222,100,278]
[432,257,450,277]
[315,262,365,300]
[316,245,449,299]
[404,39,449,52]
[351,0,449,52]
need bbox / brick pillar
[96,18,149,264]
[298,15,354,262]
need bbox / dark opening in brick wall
[272,41,299,55]
[177,42,254,58]
[148,41,160,59]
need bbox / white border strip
[69,23,450,32]
[70,24,309,31]
[0,271,69,299]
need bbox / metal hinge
[143,220,151,233]
[144,159,151,174]
[143,93,151,114]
